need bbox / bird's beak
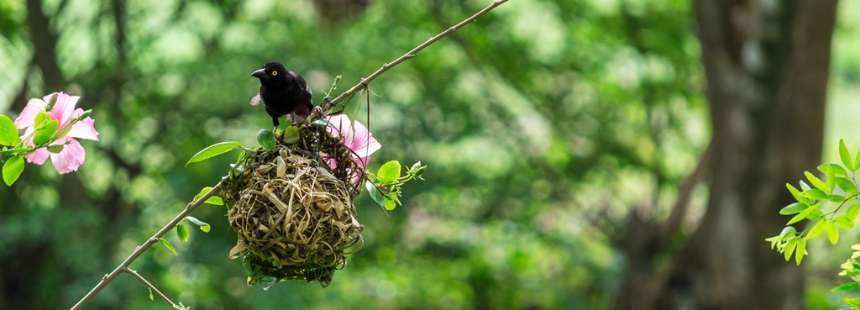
[251,68,266,78]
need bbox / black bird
[250,62,313,127]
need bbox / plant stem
[70,178,224,309]
[308,0,509,121]
[123,267,180,309]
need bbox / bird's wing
[289,70,313,100]
[249,93,262,106]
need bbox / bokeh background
[0,0,858,309]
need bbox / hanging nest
[220,124,365,286]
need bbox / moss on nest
[220,124,364,286]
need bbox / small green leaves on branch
[194,187,224,206]
[186,141,244,165]
[768,140,860,267]
[365,161,426,211]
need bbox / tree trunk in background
[657,0,838,309]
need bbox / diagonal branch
[70,178,225,309]
[309,0,509,120]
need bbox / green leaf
[807,220,827,239]
[848,205,860,221]
[805,171,829,192]
[282,126,300,144]
[257,129,276,150]
[159,238,177,255]
[194,186,224,206]
[806,189,828,201]
[819,163,848,178]
[833,282,859,293]
[836,177,859,195]
[784,239,796,261]
[176,223,190,242]
[787,183,810,204]
[377,160,402,184]
[365,181,386,208]
[788,204,817,225]
[384,196,397,210]
[827,221,840,244]
[841,139,855,171]
[32,119,58,146]
[795,239,807,265]
[186,141,243,165]
[0,115,19,146]
[187,216,211,233]
[779,203,807,215]
[2,156,25,186]
[34,111,49,127]
[837,215,855,229]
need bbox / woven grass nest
[220,124,365,286]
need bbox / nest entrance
[221,125,364,286]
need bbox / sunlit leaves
[0,115,19,146]
[377,160,401,184]
[186,141,244,165]
[2,156,24,186]
[805,171,829,192]
[771,140,860,269]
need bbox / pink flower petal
[15,98,47,129]
[50,139,86,174]
[26,147,50,165]
[325,114,352,139]
[67,117,99,141]
[50,92,80,127]
[349,120,381,157]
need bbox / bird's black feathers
[251,62,313,127]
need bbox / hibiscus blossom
[15,92,99,174]
[325,114,380,183]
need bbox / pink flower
[15,92,99,174]
[325,114,380,183]
[326,114,381,167]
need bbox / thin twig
[70,178,225,309]
[123,267,181,309]
[308,0,509,121]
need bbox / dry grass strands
[221,125,364,286]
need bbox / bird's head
[251,62,290,86]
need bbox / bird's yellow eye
[271,71,278,76]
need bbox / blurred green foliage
[0,0,857,309]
